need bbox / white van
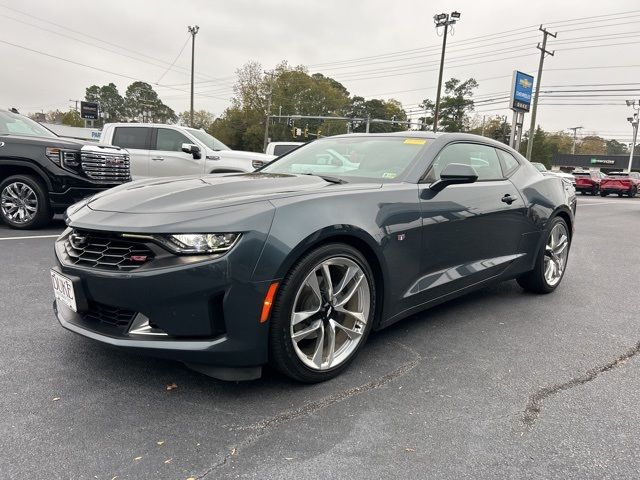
[101,123,275,180]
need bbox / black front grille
[63,230,154,271]
[80,302,137,329]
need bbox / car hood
[1,134,92,149]
[87,173,380,214]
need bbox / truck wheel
[0,175,52,229]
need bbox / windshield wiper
[300,173,347,184]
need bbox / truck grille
[80,302,138,330]
[81,151,131,182]
[63,229,154,271]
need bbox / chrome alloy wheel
[544,222,569,287]
[290,257,371,371]
[1,181,38,224]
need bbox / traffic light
[291,126,296,137]
[317,129,321,137]
[304,126,309,138]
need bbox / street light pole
[626,100,640,173]
[568,126,582,154]
[432,11,461,133]
[188,25,200,128]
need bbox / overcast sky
[1,0,639,142]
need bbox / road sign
[509,71,534,112]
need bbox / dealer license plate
[50,270,77,312]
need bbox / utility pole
[568,126,583,154]
[432,11,461,132]
[68,99,81,112]
[526,25,557,160]
[188,25,199,128]
[625,100,640,173]
[262,71,275,152]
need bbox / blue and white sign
[510,70,534,112]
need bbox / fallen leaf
[111,477,119,480]
[186,477,196,480]
[52,397,60,401]
[231,447,237,456]
[284,457,294,460]
[166,383,178,391]
[157,441,165,446]
[405,448,416,452]
[134,456,142,461]
[164,459,172,464]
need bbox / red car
[574,171,606,195]
[600,172,640,197]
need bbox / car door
[111,126,151,179]
[415,141,529,302]
[149,128,204,177]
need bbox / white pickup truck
[101,123,275,180]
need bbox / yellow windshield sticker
[404,138,427,145]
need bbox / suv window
[274,144,298,156]
[429,143,504,181]
[155,128,191,152]
[113,127,149,150]
[496,149,520,176]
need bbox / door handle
[501,194,515,205]
[151,157,164,161]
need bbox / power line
[156,34,191,84]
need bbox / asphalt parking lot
[2,196,640,479]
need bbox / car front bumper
[52,235,275,371]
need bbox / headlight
[46,147,80,168]
[163,233,240,254]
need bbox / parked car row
[0,110,277,229]
[574,171,639,197]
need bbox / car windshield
[186,128,230,151]
[0,111,57,138]
[261,136,429,181]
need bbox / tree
[123,81,176,123]
[60,110,84,127]
[178,110,215,130]
[419,78,478,132]
[85,82,125,125]
[210,61,352,151]
[470,116,511,144]
[576,135,606,155]
[347,97,408,133]
[605,139,628,155]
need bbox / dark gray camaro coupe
[51,132,576,382]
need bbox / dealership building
[552,153,640,173]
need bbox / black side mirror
[181,143,201,159]
[429,163,478,192]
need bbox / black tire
[269,243,376,383]
[592,186,599,195]
[600,190,607,197]
[0,175,52,229]
[517,216,571,294]
[629,186,637,198]
[618,192,624,197]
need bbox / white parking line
[578,201,634,206]
[0,234,60,241]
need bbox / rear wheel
[0,175,52,229]
[600,190,607,197]
[269,243,375,383]
[592,186,599,195]
[517,217,571,294]
[618,192,624,197]
[629,186,637,198]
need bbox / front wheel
[0,175,52,229]
[629,186,637,198]
[269,243,375,383]
[600,190,607,197]
[517,217,571,294]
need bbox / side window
[155,128,191,152]
[496,149,520,176]
[429,143,504,181]
[112,127,149,150]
